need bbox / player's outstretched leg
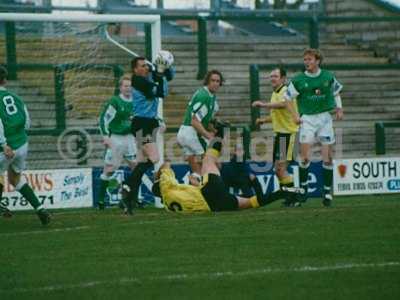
[0,203,12,218]
[278,175,296,207]
[0,179,12,218]
[122,160,153,215]
[15,179,50,225]
[249,175,304,207]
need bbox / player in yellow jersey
[151,121,303,212]
[252,67,299,206]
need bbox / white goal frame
[0,12,165,207]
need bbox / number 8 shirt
[0,87,30,151]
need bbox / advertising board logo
[387,179,400,191]
[338,164,347,178]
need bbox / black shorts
[273,132,296,163]
[131,117,159,144]
[201,173,239,212]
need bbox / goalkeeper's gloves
[154,56,169,74]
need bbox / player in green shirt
[98,76,137,210]
[285,49,344,206]
[0,66,50,224]
[177,70,223,181]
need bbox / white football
[155,50,174,67]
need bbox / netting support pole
[309,15,319,49]
[113,65,124,96]
[250,64,260,130]
[197,17,208,80]
[5,21,17,80]
[242,125,251,160]
[375,122,386,155]
[145,23,153,62]
[54,66,66,132]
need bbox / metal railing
[250,63,400,156]
[163,14,400,79]
[1,63,123,135]
[54,63,124,131]
[4,13,400,81]
[375,122,400,155]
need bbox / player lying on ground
[0,66,50,225]
[151,122,303,212]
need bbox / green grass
[1,194,400,300]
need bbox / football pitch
[1,194,399,300]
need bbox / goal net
[0,13,162,169]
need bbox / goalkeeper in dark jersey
[151,121,303,213]
[97,76,137,210]
[0,66,50,225]
[122,55,175,214]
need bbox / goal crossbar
[0,13,161,63]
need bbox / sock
[16,181,42,211]
[191,172,202,181]
[279,176,295,205]
[323,163,333,195]
[299,160,310,193]
[125,160,153,203]
[0,182,6,213]
[279,176,294,188]
[249,196,260,208]
[206,148,220,158]
[98,174,111,206]
[250,177,284,206]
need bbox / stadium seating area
[0,32,399,168]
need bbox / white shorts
[177,125,207,156]
[104,134,137,168]
[0,143,28,174]
[299,112,335,145]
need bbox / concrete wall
[324,0,400,62]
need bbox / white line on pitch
[0,226,90,237]
[2,261,399,294]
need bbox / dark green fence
[4,15,400,81]
[165,15,400,80]
[54,63,124,131]
[375,122,400,155]
[250,63,400,156]
[2,63,123,135]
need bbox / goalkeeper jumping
[152,121,303,213]
[122,52,175,214]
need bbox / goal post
[0,13,164,163]
[0,13,161,59]
[0,13,165,207]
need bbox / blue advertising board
[92,161,325,207]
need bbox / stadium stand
[0,0,399,168]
